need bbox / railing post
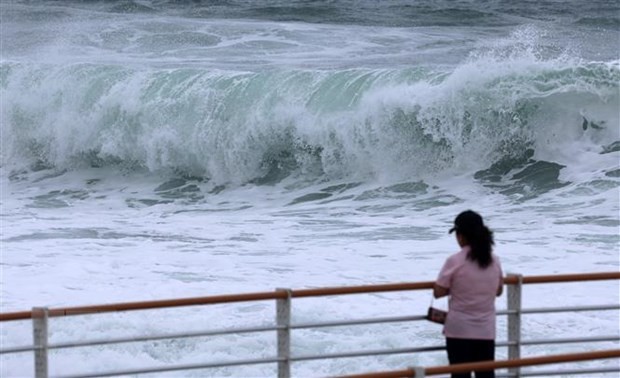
[276,288,292,378]
[32,307,49,378]
[412,366,425,377]
[507,273,522,378]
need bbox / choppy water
[1,1,619,377]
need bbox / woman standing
[434,210,504,378]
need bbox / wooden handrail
[0,282,437,321]
[505,271,620,285]
[1,271,618,321]
[0,292,287,321]
[293,281,434,297]
[337,349,620,378]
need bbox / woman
[434,210,503,378]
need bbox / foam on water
[1,163,618,375]
[1,1,619,377]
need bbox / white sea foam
[1,166,618,376]
[1,2,619,377]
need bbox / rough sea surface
[1,1,619,376]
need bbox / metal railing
[1,271,619,377]
[338,349,620,377]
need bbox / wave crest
[2,51,618,185]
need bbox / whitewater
[1,1,619,376]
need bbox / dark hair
[449,210,495,268]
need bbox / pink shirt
[436,246,503,340]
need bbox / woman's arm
[496,280,503,297]
[496,259,504,297]
[433,283,449,298]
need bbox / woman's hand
[433,283,449,298]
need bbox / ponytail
[467,225,494,268]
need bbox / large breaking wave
[2,35,618,187]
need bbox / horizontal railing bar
[0,284,435,321]
[291,315,427,330]
[292,281,434,298]
[337,349,620,378]
[425,349,620,375]
[292,345,445,362]
[1,322,615,356]
[2,271,618,321]
[0,345,35,354]
[0,311,34,322]
[475,335,617,350]
[3,333,614,358]
[56,356,283,378]
[497,309,516,316]
[506,271,620,285]
[1,324,614,356]
[495,303,620,316]
[520,335,620,346]
[520,304,620,314]
[519,367,620,376]
[46,324,282,350]
[0,292,285,321]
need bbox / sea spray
[2,56,617,185]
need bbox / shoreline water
[1,1,618,376]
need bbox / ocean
[1,0,619,376]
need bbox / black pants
[446,337,495,378]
